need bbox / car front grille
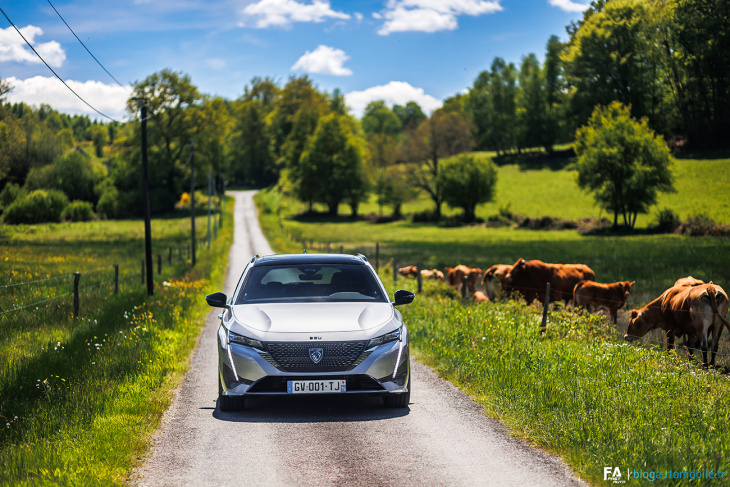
[247,374,386,393]
[262,341,370,372]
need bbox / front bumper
[217,325,410,397]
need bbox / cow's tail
[707,286,730,334]
[573,280,586,308]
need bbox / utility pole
[136,98,154,297]
[207,169,212,249]
[189,140,196,266]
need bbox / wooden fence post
[157,253,162,275]
[540,282,551,333]
[375,242,380,272]
[73,272,80,319]
[417,262,423,293]
[168,247,172,266]
[141,259,145,284]
[392,260,398,287]
[113,264,119,295]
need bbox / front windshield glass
[236,264,388,304]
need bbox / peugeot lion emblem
[309,347,324,364]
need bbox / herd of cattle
[398,259,730,366]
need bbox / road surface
[134,190,586,487]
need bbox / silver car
[206,253,414,411]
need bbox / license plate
[287,379,346,394]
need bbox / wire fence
[0,242,206,321]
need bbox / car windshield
[236,263,388,304]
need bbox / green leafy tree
[361,100,401,168]
[405,99,474,219]
[543,35,568,152]
[298,113,367,216]
[229,99,274,186]
[438,154,498,223]
[517,53,546,151]
[575,102,674,229]
[392,101,426,130]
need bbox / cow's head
[624,308,653,341]
[504,259,526,285]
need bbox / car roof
[252,253,369,267]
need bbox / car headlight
[228,330,264,351]
[367,326,402,348]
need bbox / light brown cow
[573,280,635,324]
[421,268,445,280]
[481,264,512,301]
[398,265,418,278]
[503,259,596,304]
[674,276,705,288]
[446,265,483,294]
[473,291,489,303]
[625,283,729,365]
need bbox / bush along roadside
[401,279,730,486]
[0,196,233,486]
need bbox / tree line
[0,0,724,225]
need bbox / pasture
[0,204,230,485]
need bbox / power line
[45,0,128,90]
[0,6,119,122]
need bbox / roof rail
[356,253,368,262]
[250,255,260,264]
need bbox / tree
[562,0,665,130]
[298,113,367,216]
[127,69,201,211]
[517,53,546,151]
[575,102,674,229]
[361,100,401,168]
[438,154,497,223]
[543,35,567,152]
[392,102,426,130]
[229,99,274,186]
[405,100,474,219]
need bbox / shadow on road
[211,394,410,423]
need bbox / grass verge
[0,201,232,485]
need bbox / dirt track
[133,190,586,487]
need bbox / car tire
[383,376,410,408]
[218,377,245,412]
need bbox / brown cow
[446,265,483,294]
[421,268,445,280]
[473,291,489,303]
[674,276,704,288]
[481,264,512,301]
[398,265,418,278]
[503,259,595,304]
[625,283,729,365]
[573,280,635,324]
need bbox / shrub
[96,186,120,219]
[0,183,26,210]
[3,189,69,224]
[677,214,730,237]
[62,200,94,222]
[652,208,681,233]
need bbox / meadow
[0,203,230,485]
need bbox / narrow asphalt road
[133,190,586,487]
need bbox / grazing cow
[421,268,445,280]
[625,283,729,365]
[573,280,635,324]
[398,265,418,278]
[446,265,483,294]
[503,259,596,304]
[473,291,489,303]
[481,264,512,301]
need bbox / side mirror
[393,289,415,306]
[206,292,228,308]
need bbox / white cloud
[292,45,352,76]
[548,0,589,12]
[345,81,442,118]
[354,12,364,21]
[5,76,130,121]
[242,0,350,28]
[206,58,227,69]
[0,25,66,67]
[377,0,502,35]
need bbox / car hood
[229,302,394,334]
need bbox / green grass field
[290,152,730,227]
[0,204,230,485]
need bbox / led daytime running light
[367,327,401,348]
[228,330,264,350]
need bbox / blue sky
[0,0,588,121]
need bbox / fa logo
[603,467,625,483]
